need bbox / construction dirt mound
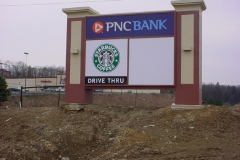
[1,94,240,159]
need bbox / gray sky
[0,0,240,85]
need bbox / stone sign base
[61,103,86,112]
[171,105,205,110]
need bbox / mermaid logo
[93,43,120,73]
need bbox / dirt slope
[0,94,240,159]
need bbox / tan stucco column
[63,7,99,104]
[171,0,206,109]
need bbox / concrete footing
[61,103,87,112]
[171,105,205,110]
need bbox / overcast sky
[0,0,239,85]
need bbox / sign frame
[84,11,176,89]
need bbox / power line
[0,0,122,7]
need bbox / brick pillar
[63,7,99,104]
[171,0,206,108]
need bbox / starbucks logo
[93,43,120,72]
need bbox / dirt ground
[0,93,240,160]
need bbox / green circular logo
[93,43,120,73]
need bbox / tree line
[0,60,65,78]
[202,82,240,106]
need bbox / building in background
[6,74,66,91]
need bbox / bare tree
[1,60,65,78]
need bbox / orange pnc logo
[92,21,104,34]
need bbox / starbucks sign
[93,43,120,73]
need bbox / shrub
[0,75,11,105]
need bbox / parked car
[44,88,56,92]
[55,88,65,92]
[60,88,65,92]
[40,85,48,91]
[9,88,20,92]
[22,88,29,92]
[9,88,29,92]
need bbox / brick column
[63,7,99,104]
[171,0,206,108]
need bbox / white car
[56,88,65,92]
[17,88,29,92]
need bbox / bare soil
[1,93,240,160]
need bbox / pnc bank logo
[91,19,168,34]
[92,21,104,34]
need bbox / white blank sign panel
[129,37,174,85]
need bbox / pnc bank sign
[92,20,168,33]
[86,12,174,39]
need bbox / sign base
[171,105,204,110]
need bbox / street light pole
[24,52,29,91]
